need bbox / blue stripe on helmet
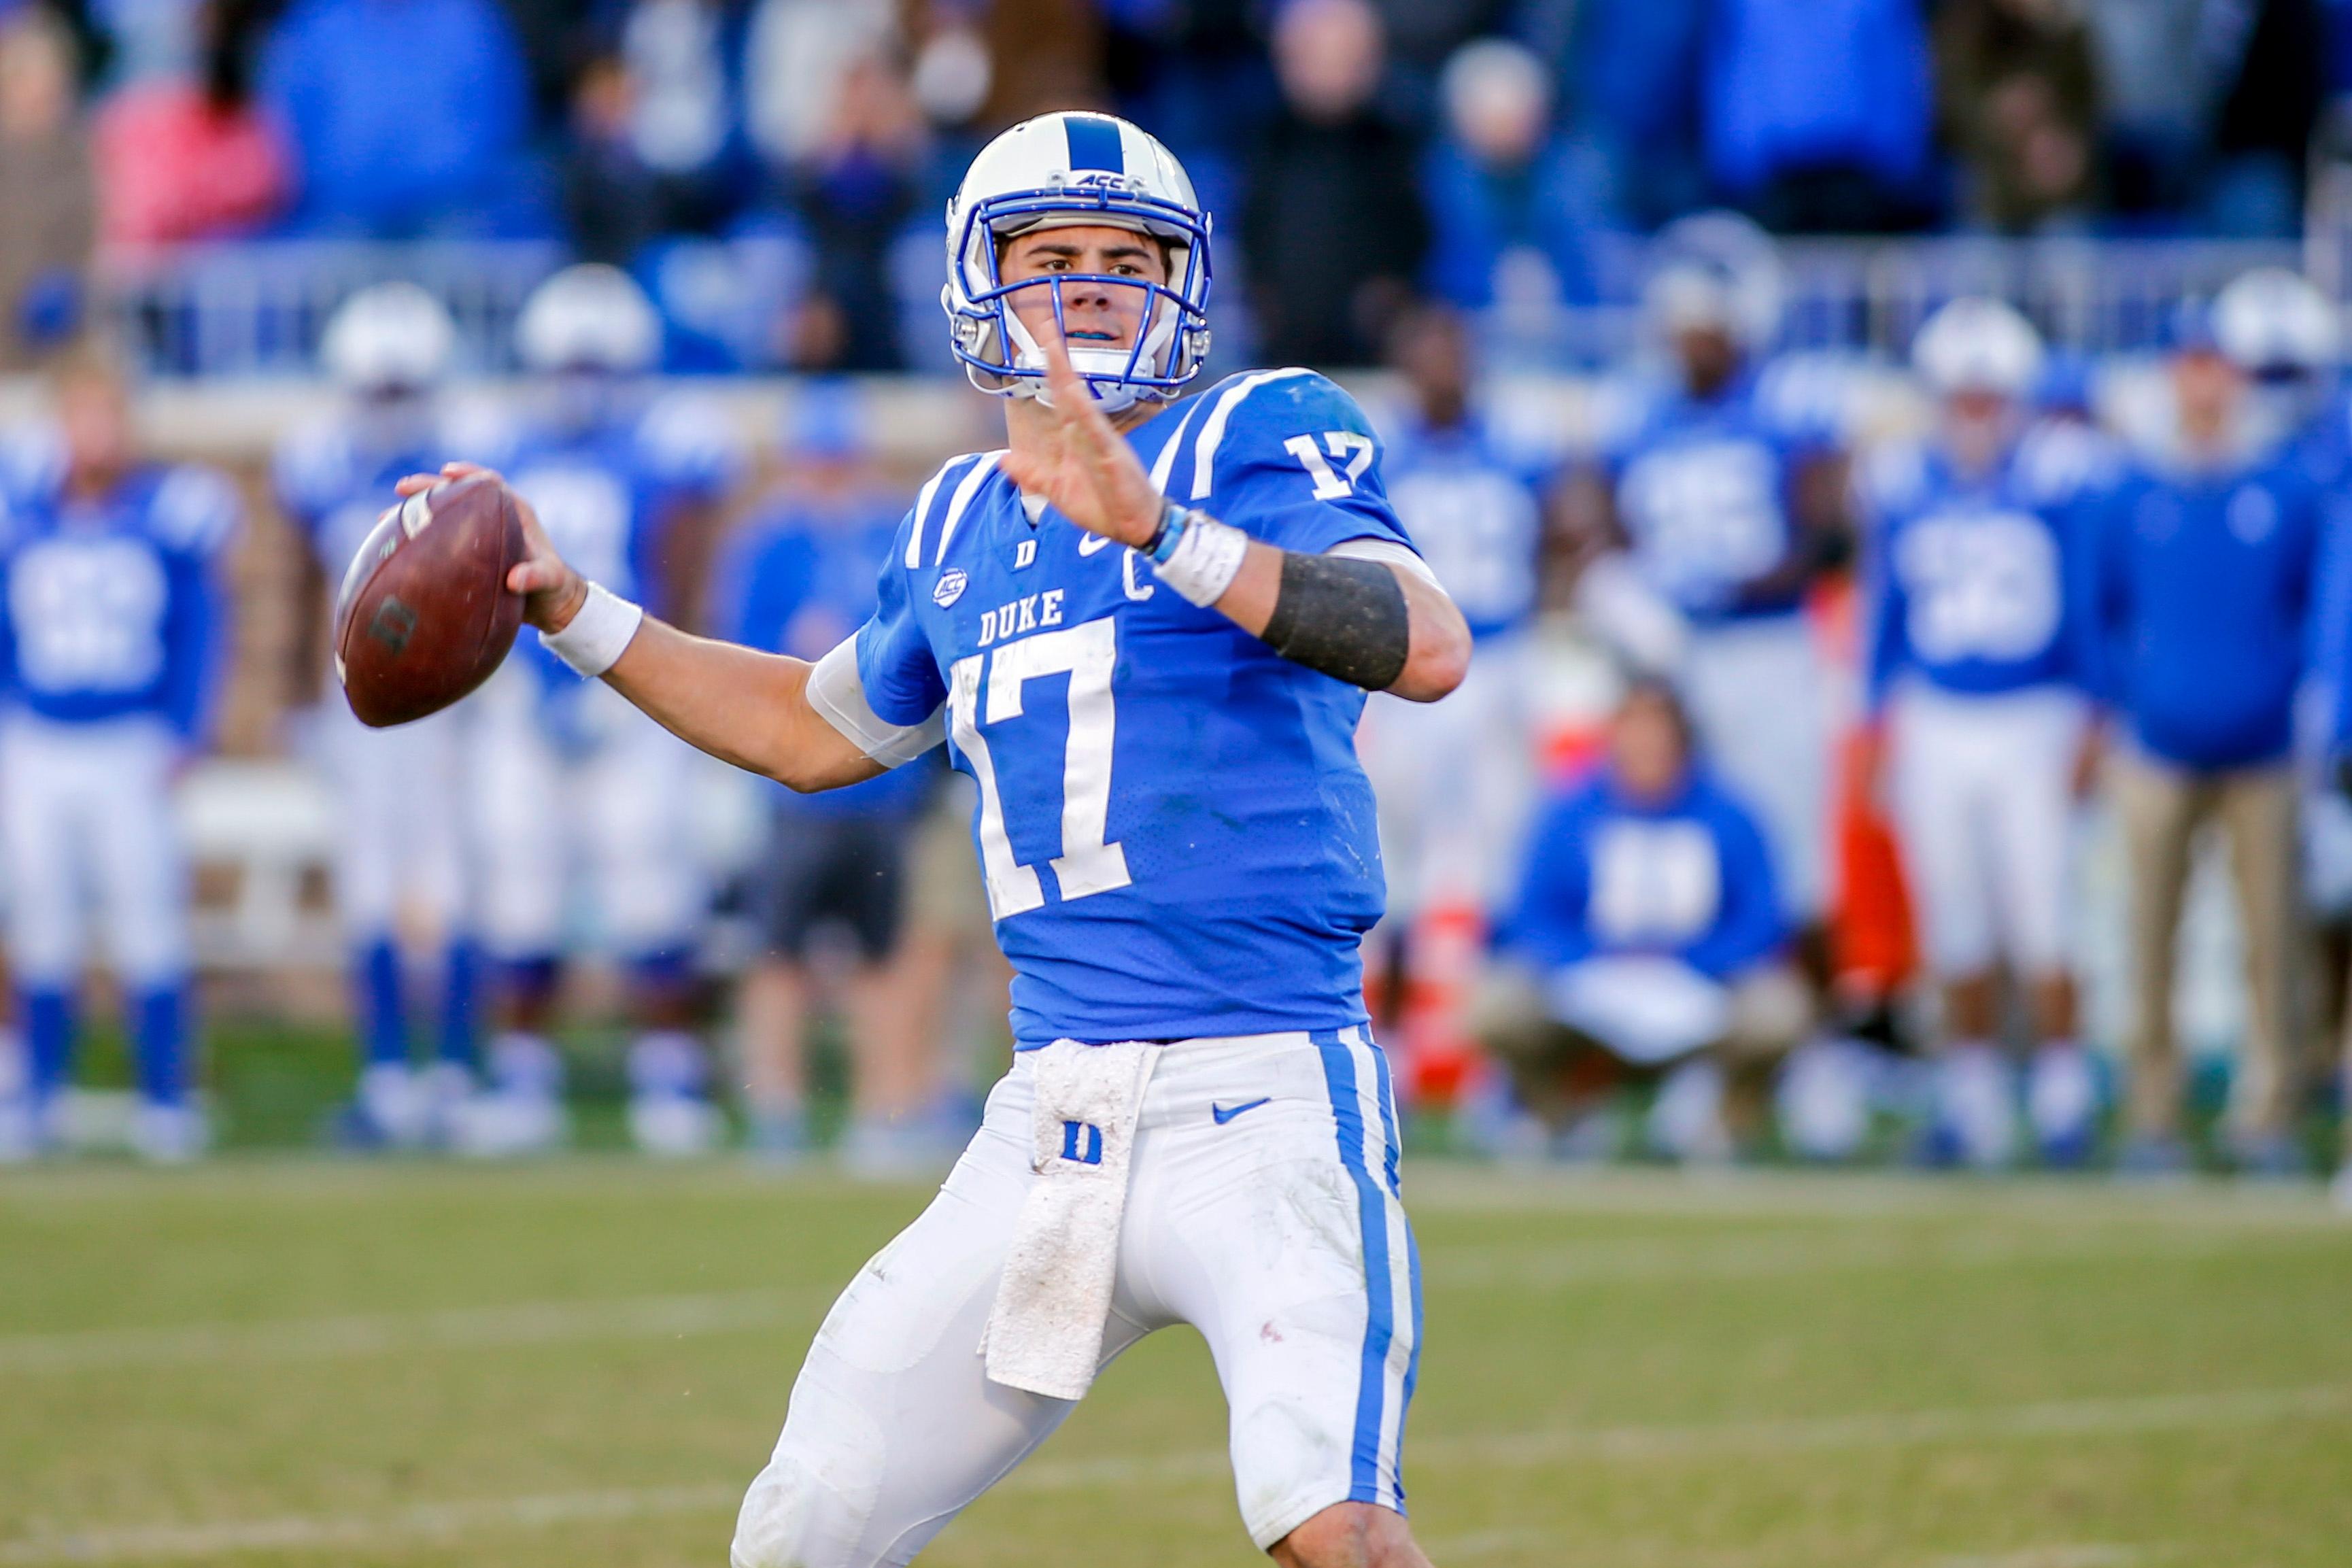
[1063,114,1125,174]
[1317,1029,1393,1506]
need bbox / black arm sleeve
[1260,551,1412,691]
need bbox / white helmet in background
[2213,267,2338,377]
[1912,296,2045,399]
[321,282,456,394]
[1644,211,1786,350]
[941,110,1213,413]
[515,264,662,375]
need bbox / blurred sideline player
[717,392,951,1172]
[1357,303,1543,1102]
[275,284,483,1148]
[409,111,1471,1568]
[1578,214,1849,949]
[1859,299,2104,1169]
[0,350,239,1161]
[467,264,742,1156]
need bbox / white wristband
[1152,515,1250,607]
[541,581,644,677]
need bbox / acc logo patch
[934,567,969,608]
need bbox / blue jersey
[502,395,741,696]
[1860,434,2102,709]
[1379,413,1543,642]
[1607,369,1837,621]
[0,449,239,738]
[1498,768,1785,981]
[2096,454,2321,770]
[844,370,1423,1049]
[720,488,934,820]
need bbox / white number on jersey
[1589,819,1721,946]
[10,537,170,694]
[512,465,634,593]
[950,615,1131,920]
[1284,432,1376,500]
[1895,511,2060,664]
[1619,440,1784,596]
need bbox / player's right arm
[398,463,895,794]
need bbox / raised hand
[996,325,1166,549]
[394,461,587,633]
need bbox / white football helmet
[515,264,662,375]
[1644,211,1786,350]
[2213,267,2338,377]
[941,111,1212,412]
[1912,296,2045,399]
[321,282,456,393]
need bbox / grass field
[3,1161,2350,1568]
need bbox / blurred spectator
[1419,38,1606,310]
[780,48,922,371]
[1476,681,1810,1162]
[2206,0,2326,235]
[94,0,288,246]
[1359,0,1504,127]
[2092,309,2320,1175]
[260,0,545,236]
[742,0,889,168]
[1241,0,1426,367]
[612,0,750,234]
[1935,0,2101,233]
[562,52,662,262]
[1546,0,1707,231]
[0,7,94,369]
[1703,0,1939,231]
[719,393,944,1168]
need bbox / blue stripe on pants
[1360,1029,1420,1503]
[1316,1029,1392,1505]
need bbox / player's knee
[730,1454,837,1568]
[1271,1501,1425,1568]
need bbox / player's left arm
[154,467,245,749]
[1001,333,1469,702]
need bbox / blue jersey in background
[1860,435,2102,709]
[2096,453,2320,770]
[1497,768,1785,980]
[1378,414,1544,643]
[0,452,239,740]
[850,370,1422,1049]
[720,486,935,819]
[1607,369,1836,621]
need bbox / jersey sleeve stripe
[807,637,945,766]
[1147,400,1206,495]
[1189,368,1314,501]
[902,460,959,568]
[934,450,1005,566]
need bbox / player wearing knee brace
[402,112,1469,1566]
[465,264,742,1157]
[0,352,239,1162]
[277,284,486,1148]
[1860,299,2108,1170]
[1583,214,1848,938]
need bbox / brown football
[333,472,528,728]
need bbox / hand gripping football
[333,472,528,727]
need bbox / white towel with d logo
[982,1038,1160,1399]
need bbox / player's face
[1673,326,1741,398]
[999,225,1170,356]
[2172,348,2245,445]
[1611,689,1690,801]
[1941,388,2017,474]
[58,375,132,483]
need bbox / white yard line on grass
[0,1386,2327,1564]
[0,1286,830,1376]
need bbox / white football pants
[320,696,471,942]
[730,1027,1420,1567]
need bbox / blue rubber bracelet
[1148,500,1191,565]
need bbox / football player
[1581,215,1847,938]
[1357,304,1544,1099]
[1860,299,2104,1168]
[403,112,1469,1567]
[0,349,239,1161]
[465,264,741,1157]
[275,284,484,1148]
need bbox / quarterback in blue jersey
[1860,299,2103,1170]
[407,112,1469,1568]
[275,284,484,1148]
[1583,219,1847,928]
[0,354,238,1163]
[466,263,744,1157]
